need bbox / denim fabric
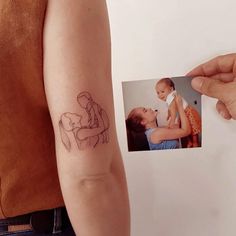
[0,225,75,236]
[0,208,75,236]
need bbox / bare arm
[76,103,106,140]
[168,100,177,127]
[151,96,191,143]
[43,1,130,235]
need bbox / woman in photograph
[126,95,191,150]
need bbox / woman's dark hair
[158,77,175,90]
[126,109,150,151]
[126,109,146,133]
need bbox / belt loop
[53,208,62,234]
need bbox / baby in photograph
[155,78,201,147]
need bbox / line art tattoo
[59,92,109,151]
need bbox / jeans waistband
[0,207,71,235]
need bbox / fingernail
[220,111,227,119]
[220,111,231,120]
[191,77,203,91]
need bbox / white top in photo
[166,90,188,109]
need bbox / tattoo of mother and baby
[59,91,109,151]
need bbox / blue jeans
[0,226,75,236]
[0,208,76,236]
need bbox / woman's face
[136,107,157,124]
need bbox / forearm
[168,118,176,127]
[178,106,190,135]
[168,102,177,127]
[59,152,129,236]
[56,116,130,236]
[55,145,129,236]
[56,106,130,236]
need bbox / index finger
[186,53,236,77]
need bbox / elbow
[180,126,191,138]
[77,172,114,195]
[186,121,191,135]
[182,119,191,137]
[184,125,191,136]
[188,128,191,136]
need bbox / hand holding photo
[123,77,202,152]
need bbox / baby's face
[155,82,173,101]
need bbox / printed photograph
[123,77,202,152]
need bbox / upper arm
[150,127,185,143]
[43,0,117,178]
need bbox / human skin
[187,53,236,120]
[43,1,130,235]
[149,95,191,143]
[134,95,191,143]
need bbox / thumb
[191,77,227,102]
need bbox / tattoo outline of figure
[59,92,109,151]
